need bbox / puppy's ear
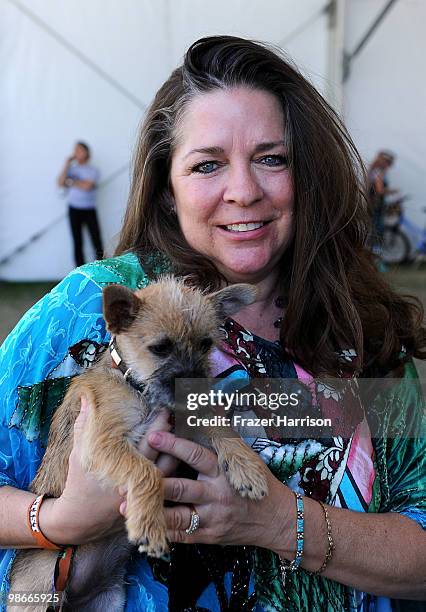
[208,284,258,319]
[103,285,141,334]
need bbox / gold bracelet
[308,500,335,575]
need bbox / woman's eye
[258,155,288,167]
[191,160,219,174]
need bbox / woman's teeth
[224,222,265,232]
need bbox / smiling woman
[170,87,294,286]
[0,35,425,612]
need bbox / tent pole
[325,0,346,116]
[343,0,399,82]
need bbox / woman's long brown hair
[115,35,425,376]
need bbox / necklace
[273,296,285,328]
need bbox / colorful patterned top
[0,253,425,612]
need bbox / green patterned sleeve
[374,361,426,528]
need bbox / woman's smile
[215,219,274,240]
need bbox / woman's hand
[39,397,178,546]
[146,431,294,551]
[146,435,426,600]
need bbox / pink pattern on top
[346,417,375,506]
[293,362,314,385]
[208,344,244,377]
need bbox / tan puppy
[10,277,269,611]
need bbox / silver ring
[185,506,200,535]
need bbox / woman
[0,35,425,611]
[367,150,398,250]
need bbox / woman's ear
[168,194,177,214]
[162,188,177,215]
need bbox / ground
[0,266,425,378]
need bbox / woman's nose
[222,164,263,207]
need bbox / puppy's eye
[148,339,173,357]
[200,338,213,353]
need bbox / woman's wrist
[38,496,97,545]
[37,497,70,546]
[38,491,125,546]
[268,487,331,574]
[261,481,295,555]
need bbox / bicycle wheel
[381,228,411,263]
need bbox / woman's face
[170,87,294,284]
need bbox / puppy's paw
[216,439,269,500]
[137,529,169,558]
[225,458,269,500]
[127,511,169,558]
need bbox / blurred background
[1,0,425,377]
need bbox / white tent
[344,0,426,241]
[1,0,425,280]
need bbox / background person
[367,149,399,248]
[1,36,425,611]
[58,141,104,266]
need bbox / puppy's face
[103,277,257,408]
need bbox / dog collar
[109,337,146,394]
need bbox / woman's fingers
[163,477,208,504]
[119,475,208,517]
[164,505,211,545]
[137,409,171,462]
[116,494,206,544]
[155,453,180,477]
[70,394,89,456]
[68,395,99,476]
[149,432,219,477]
[164,505,195,532]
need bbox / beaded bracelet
[308,500,335,575]
[279,492,304,585]
[27,494,62,551]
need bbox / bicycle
[381,197,426,266]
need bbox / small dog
[10,277,269,611]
